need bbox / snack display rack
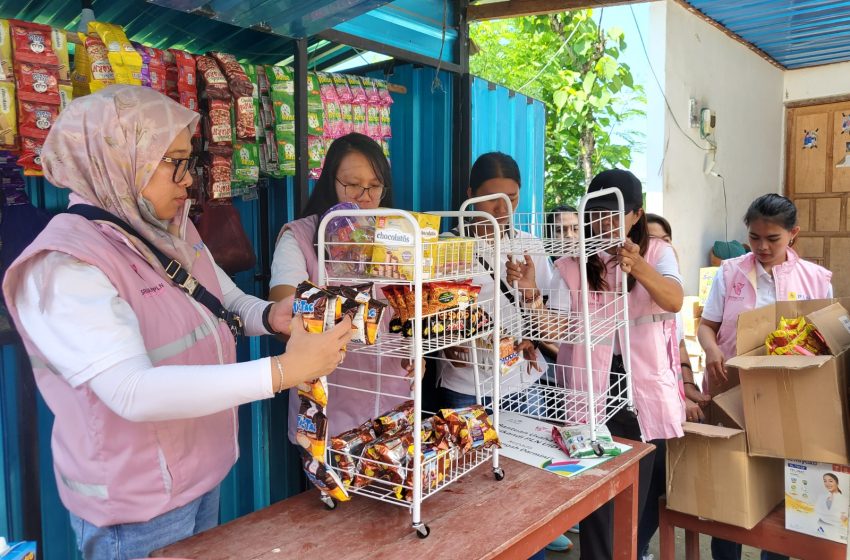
[458,188,634,454]
[316,207,505,538]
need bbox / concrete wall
[784,61,850,104]
[651,0,785,293]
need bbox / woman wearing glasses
[269,132,412,446]
[2,86,352,559]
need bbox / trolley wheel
[416,524,431,539]
[591,440,605,457]
[320,494,336,510]
[493,468,505,481]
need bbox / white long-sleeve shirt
[14,249,274,423]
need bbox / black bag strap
[67,205,244,337]
[451,226,516,304]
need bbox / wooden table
[659,498,847,560]
[154,441,652,560]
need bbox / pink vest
[277,216,409,443]
[554,238,685,441]
[714,248,832,360]
[2,214,238,527]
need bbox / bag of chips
[209,51,253,98]
[17,100,58,138]
[14,62,60,103]
[205,152,232,199]
[82,35,115,93]
[58,83,72,112]
[552,424,621,459]
[88,22,142,86]
[50,27,69,82]
[347,75,367,104]
[9,20,58,66]
[18,135,45,175]
[169,49,196,93]
[0,81,17,149]
[0,20,12,81]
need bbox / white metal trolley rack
[459,188,635,454]
[316,207,505,538]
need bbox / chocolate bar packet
[293,281,333,333]
[296,396,328,460]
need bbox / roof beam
[467,0,639,21]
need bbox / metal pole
[293,37,310,215]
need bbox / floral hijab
[42,85,201,273]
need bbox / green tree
[470,11,645,208]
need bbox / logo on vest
[141,282,166,298]
[731,282,745,298]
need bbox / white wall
[784,61,850,103]
[651,0,785,293]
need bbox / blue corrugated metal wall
[0,67,545,558]
[471,77,546,214]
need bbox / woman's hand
[276,316,353,389]
[444,346,469,368]
[266,300,293,334]
[505,255,539,299]
[704,344,728,383]
[400,358,426,378]
[683,384,711,422]
[616,240,646,275]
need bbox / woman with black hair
[699,193,831,560]
[508,169,685,560]
[548,204,580,243]
[268,133,412,446]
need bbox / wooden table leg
[612,462,639,560]
[658,499,676,560]
[684,529,700,560]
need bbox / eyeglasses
[336,178,386,200]
[161,156,197,183]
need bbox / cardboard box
[727,299,850,464]
[785,460,850,544]
[667,385,785,529]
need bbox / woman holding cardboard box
[698,193,832,560]
[269,133,413,445]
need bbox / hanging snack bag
[308,135,324,171]
[58,83,72,111]
[50,27,69,82]
[195,55,230,100]
[347,75,367,104]
[0,81,17,149]
[132,42,151,87]
[70,32,90,97]
[209,51,253,97]
[165,62,178,100]
[352,103,367,135]
[14,63,60,103]
[9,20,59,66]
[297,393,328,459]
[366,102,381,137]
[18,135,44,175]
[170,49,197,93]
[88,22,142,86]
[277,132,296,176]
[340,102,353,135]
[206,98,232,149]
[303,454,350,502]
[82,35,115,93]
[206,152,232,199]
[362,76,381,104]
[332,73,352,102]
[18,100,58,137]
[0,20,12,80]
[293,281,334,333]
[306,72,323,136]
[131,42,166,92]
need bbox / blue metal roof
[685,0,850,69]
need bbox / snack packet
[303,454,350,502]
[293,281,334,333]
[83,36,115,93]
[0,81,17,149]
[0,20,11,81]
[209,51,253,97]
[369,212,441,280]
[330,421,377,487]
[9,20,58,66]
[195,55,230,100]
[297,396,328,459]
[50,27,69,81]
[321,201,375,276]
[552,424,621,459]
[438,405,500,453]
[373,400,414,438]
[88,21,142,85]
[14,62,60,103]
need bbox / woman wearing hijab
[2,85,351,559]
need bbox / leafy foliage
[470,11,646,209]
